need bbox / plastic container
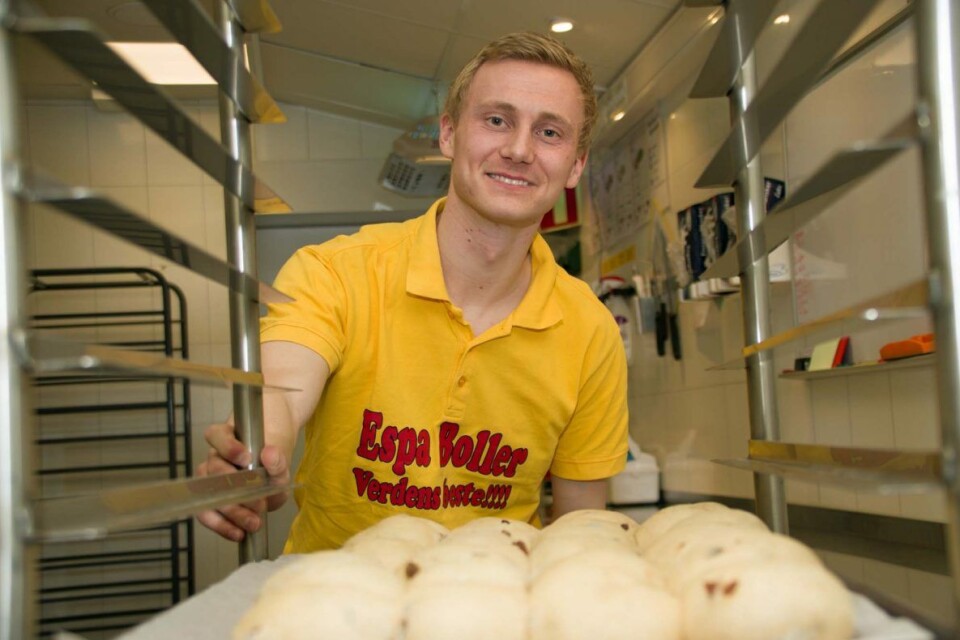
[608,437,660,505]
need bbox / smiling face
[439,59,587,230]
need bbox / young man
[197,32,628,551]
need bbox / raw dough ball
[406,543,527,594]
[634,502,732,551]
[535,548,666,591]
[344,534,421,577]
[681,561,854,640]
[550,508,640,536]
[260,550,403,598]
[664,526,823,591]
[405,584,527,640]
[646,526,821,592]
[529,533,634,579]
[530,552,680,640]
[233,585,403,640]
[348,513,449,548]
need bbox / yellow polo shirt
[261,198,628,552]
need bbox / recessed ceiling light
[106,42,215,85]
[550,18,574,34]
[774,14,790,25]
[611,110,626,122]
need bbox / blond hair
[444,32,597,154]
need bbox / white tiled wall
[22,98,423,593]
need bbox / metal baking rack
[684,0,960,632]
[0,0,290,638]
[29,268,195,637]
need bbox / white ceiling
[25,0,681,128]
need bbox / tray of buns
[109,503,934,640]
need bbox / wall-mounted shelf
[705,279,928,371]
[780,353,935,380]
[744,279,928,358]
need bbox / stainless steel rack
[29,268,196,638]
[0,0,291,637]
[685,0,960,631]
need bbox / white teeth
[489,173,530,186]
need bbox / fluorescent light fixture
[611,110,626,122]
[774,14,790,25]
[550,18,574,33]
[106,42,215,84]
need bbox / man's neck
[436,200,539,334]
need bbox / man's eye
[541,128,559,138]
[489,116,504,126]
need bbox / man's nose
[501,129,534,163]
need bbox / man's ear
[565,151,588,189]
[439,113,456,160]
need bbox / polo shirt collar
[406,197,563,331]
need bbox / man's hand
[195,419,291,542]
[194,341,330,542]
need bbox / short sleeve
[549,318,629,480]
[260,246,348,372]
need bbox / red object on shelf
[879,333,935,361]
[832,336,850,367]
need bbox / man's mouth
[487,172,532,187]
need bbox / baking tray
[47,554,926,640]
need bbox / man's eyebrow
[479,101,574,128]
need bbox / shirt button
[457,376,467,387]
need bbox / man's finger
[204,422,251,468]
[197,508,245,542]
[261,446,288,479]
[218,503,262,532]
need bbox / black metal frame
[29,267,195,638]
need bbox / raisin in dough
[446,516,540,550]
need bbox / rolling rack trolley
[678,0,960,634]
[0,0,292,638]
[30,267,195,637]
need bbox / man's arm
[550,475,608,520]
[196,341,330,542]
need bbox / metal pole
[914,0,960,630]
[216,0,267,563]
[0,2,38,638]
[730,49,789,534]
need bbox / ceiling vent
[379,117,451,197]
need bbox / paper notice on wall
[589,108,668,249]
